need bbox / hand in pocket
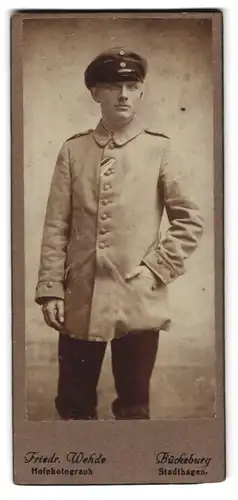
[125,265,156,281]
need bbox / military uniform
[35,49,204,419]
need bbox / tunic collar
[92,116,144,147]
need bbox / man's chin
[113,109,133,121]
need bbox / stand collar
[92,117,144,147]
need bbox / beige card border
[11,10,225,485]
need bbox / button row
[98,170,113,249]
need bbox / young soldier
[35,48,203,420]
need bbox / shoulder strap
[144,128,170,139]
[66,129,94,141]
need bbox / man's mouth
[115,104,130,109]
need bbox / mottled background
[23,16,215,420]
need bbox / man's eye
[128,85,137,91]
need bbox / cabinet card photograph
[12,11,225,484]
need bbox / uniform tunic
[35,117,204,341]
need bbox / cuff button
[46,282,53,288]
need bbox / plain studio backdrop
[23,16,215,420]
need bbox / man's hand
[41,298,65,331]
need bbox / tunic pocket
[138,265,159,290]
[121,265,171,333]
[125,265,159,292]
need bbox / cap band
[84,48,147,89]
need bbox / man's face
[91,81,143,124]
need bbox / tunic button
[101,199,108,206]
[99,242,105,249]
[107,141,115,149]
[46,281,53,288]
[104,183,111,191]
[170,271,175,278]
[157,257,163,264]
[101,213,108,220]
[100,228,107,234]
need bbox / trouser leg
[111,330,159,419]
[55,333,107,420]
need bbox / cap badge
[119,50,125,56]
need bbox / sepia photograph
[23,14,216,422]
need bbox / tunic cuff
[142,253,181,285]
[35,281,65,304]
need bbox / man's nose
[118,85,129,100]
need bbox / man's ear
[139,83,144,100]
[90,87,101,103]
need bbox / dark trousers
[55,330,159,420]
